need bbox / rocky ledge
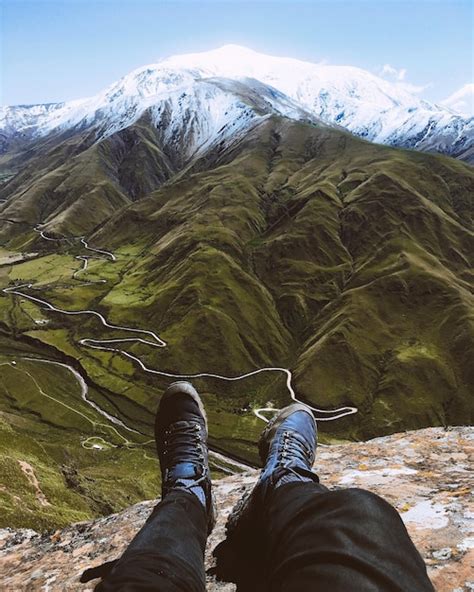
[0,427,472,591]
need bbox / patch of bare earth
[17,461,51,508]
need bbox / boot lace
[162,421,205,469]
[277,430,312,466]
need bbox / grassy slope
[93,118,473,440]
[0,119,179,242]
[0,115,472,529]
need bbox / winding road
[3,225,358,467]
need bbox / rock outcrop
[1,427,472,591]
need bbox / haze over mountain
[1,45,472,162]
[441,83,474,118]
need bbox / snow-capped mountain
[0,67,317,159]
[1,45,472,161]
[147,77,318,159]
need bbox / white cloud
[381,63,406,81]
[440,83,474,117]
[379,64,431,96]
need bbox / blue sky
[1,0,472,107]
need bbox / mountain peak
[158,44,325,82]
[0,45,472,162]
[179,43,261,59]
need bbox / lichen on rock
[0,427,472,591]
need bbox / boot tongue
[168,462,200,481]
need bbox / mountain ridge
[1,45,472,162]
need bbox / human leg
[91,488,208,592]
[82,381,215,592]
[264,482,434,592]
[216,404,433,592]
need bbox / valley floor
[0,426,472,591]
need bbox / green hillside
[0,114,472,530]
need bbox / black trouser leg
[265,483,434,592]
[97,490,207,592]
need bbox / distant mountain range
[1,45,473,162]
